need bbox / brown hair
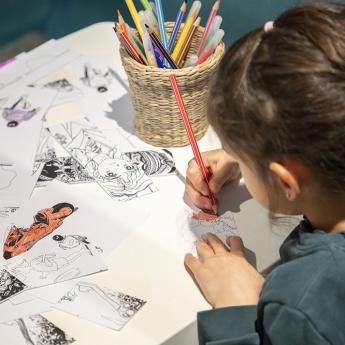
[209,3,345,193]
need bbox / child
[184,3,345,344]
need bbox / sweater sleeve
[262,303,330,345]
[197,306,260,345]
[197,303,331,345]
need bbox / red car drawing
[3,203,76,260]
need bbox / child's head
[208,3,345,215]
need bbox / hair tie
[264,21,274,33]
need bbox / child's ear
[269,162,301,201]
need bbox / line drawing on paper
[80,63,116,93]
[58,281,146,331]
[51,119,159,201]
[42,78,83,105]
[3,203,76,260]
[0,164,17,190]
[1,95,40,127]
[9,234,101,282]
[0,206,19,219]
[0,269,26,301]
[5,314,75,345]
[123,149,176,177]
[9,250,89,281]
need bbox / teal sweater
[197,219,345,344]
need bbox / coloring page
[0,269,27,302]
[49,118,161,202]
[33,133,94,188]
[32,78,83,107]
[176,205,240,253]
[0,40,80,93]
[55,281,146,331]
[0,298,51,324]
[0,314,75,345]
[1,181,146,291]
[0,87,56,207]
[69,57,127,112]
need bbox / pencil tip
[145,23,149,28]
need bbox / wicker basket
[120,22,225,147]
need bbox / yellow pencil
[172,6,198,61]
[125,0,143,35]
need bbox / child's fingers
[184,253,201,273]
[186,159,210,196]
[226,236,245,256]
[185,178,212,210]
[204,233,228,255]
[196,239,214,261]
[209,163,240,194]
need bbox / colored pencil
[154,0,168,49]
[125,0,143,35]
[146,25,178,69]
[197,29,224,64]
[140,0,152,11]
[117,9,128,35]
[125,24,149,65]
[113,26,135,59]
[196,0,221,56]
[116,26,145,64]
[167,1,188,53]
[176,16,200,66]
[169,74,217,213]
[171,4,199,61]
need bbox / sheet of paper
[54,281,146,331]
[177,204,240,253]
[0,298,51,324]
[48,118,176,202]
[0,40,80,92]
[0,87,57,208]
[0,314,75,345]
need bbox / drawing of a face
[97,158,136,181]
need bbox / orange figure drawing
[3,203,76,260]
[192,211,219,222]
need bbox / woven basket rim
[119,23,225,76]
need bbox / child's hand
[185,149,240,211]
[185,234,264,308]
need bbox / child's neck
[305,194,345,233]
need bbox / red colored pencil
[115,26,145,64]
[196,0,221,56]
[169,74,217,213]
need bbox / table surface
[38,22,290,345]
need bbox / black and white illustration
[0,164,17,190]
[56,281,146,331]
[49,119,162,201]
[41,78,82,105]
[1,314,75,345]
[0,269,26,302]
[80,63,116,94]
[0,206,19,219]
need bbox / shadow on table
[104,93,135,136]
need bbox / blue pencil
[167,1,188,53]
[154,0,168,49]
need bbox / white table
[40,22,290,345]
